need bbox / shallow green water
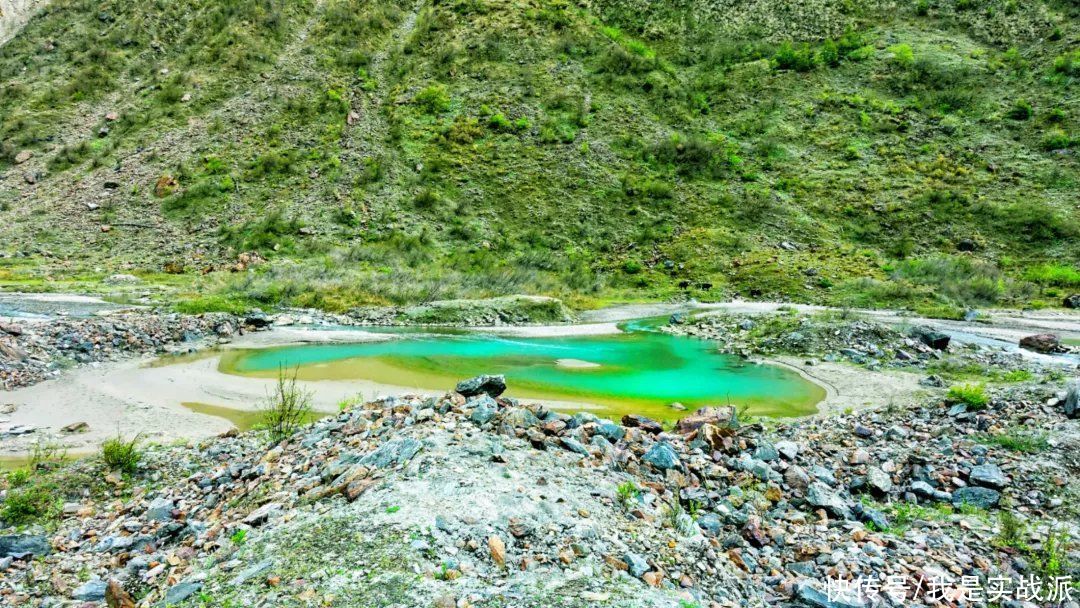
[219,323,825,420]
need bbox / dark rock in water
[642,442,680,470]
[1065,382,1079,419]
[1019,333,1062,354]
[669,312,688,325]
[968,463,1008,489]
[622,414,663,434]
[952,486,1001,509]
[795,580,867,608]
[911,326,950,350]
[1064,294,1080,309]
[455,374,507,398]
[0,534,51,559]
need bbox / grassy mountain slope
[0,0,1077,314]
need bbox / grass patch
[101,434,143,474]
[946,383,989,410]
[978,428,1049,454]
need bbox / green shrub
[101,434,142,474]
[616,481,641,508]
[415,84,451,114]
[1040,128,1072,151]
[1052,50,1080,77]
[1,483,60,525]
[1007,99,1032,120]
[947,383,989,409]
[259,368,314,443]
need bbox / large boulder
[1019,333,1062,354]
[1064,294,1080,309]
[911,326,950,350]
[675,406,737,434]
[455,374,507,398]
[969,463,1008,489]
[1065,382,1079,419]
[0,534,51,559]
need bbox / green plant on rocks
[258,368,314,443]
[101,434,143,474]
[946,383,989,410]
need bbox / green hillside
[0,0,1077,314]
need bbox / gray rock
[806,482,852,519]
[560,437,590,456]
[160,581,203,606]
[623,552,650,578]
[596,422,625,443]
[866,467,892,496]
[752,439,779,461]
[785,466,811,493]
[808,465,836,485]
[795,580,867,608]
[969,463,1008,489]
[696,513,722,536]
[468,395,498,426]
[360,437,423,468]
[230,558,274,587]
[910,481,952,502]
[775,440,799,460]
[1064,381,1079,419]
[243,502,282,527]
[642,442,680,470]
[0,534,50,559]
[73,579,107,601]
[455,374,507,398]
[952,486,1001,509]
[145,497,175,522]
[501,407,540,428]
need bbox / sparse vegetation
[101,434,143,474]
[946,383,989,410]
[259,368,315,443]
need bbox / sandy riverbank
[0,332,926,457]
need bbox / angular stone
[468,396,498,426]
[623,552,650,578]
[359,437,423,468]
[0,534,49,559]
[952,486,1001,509]
[911,326,950,350]
[455,374,507,398]
[642,442,680,470]
[161,581,202,606]
[806,482,852,519]
[968,463,1008,489]
[488,535,506,567]
[1019,333,1061,354]
[621,414,663,434]
[674,406,737,434]
[866,467,892,496]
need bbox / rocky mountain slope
[0,0,1078,311]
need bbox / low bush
[101,434,142,474]
[947,383,989,409]
[259,368,314,443]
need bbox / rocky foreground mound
[1,375,1079,607]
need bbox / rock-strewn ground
[1,369,1077,607]
[0,312,242,391]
